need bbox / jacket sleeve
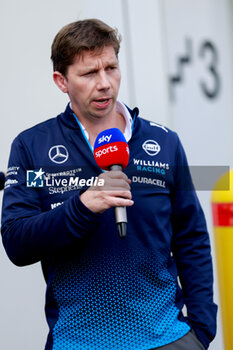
[170,136,217,349]
[1,135,100,267]
[0,171,5,190]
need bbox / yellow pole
[211,169,233,350]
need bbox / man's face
[61,46,121,122]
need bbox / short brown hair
[51,18,122,76]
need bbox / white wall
[162,1,233,349]
[1,0,232,349]
[0,2,83,349]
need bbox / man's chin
[89,106,115,120]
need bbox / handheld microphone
[94,128,130,238]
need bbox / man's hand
[80,171,134,214]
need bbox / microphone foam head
[94,128,129,170]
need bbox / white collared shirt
[71,101,133,144]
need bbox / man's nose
[96,71,111,90]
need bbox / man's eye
[84,71,95,76]
[106,66,116,73]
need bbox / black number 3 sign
[199,41,220,99]
[170,38,221,101]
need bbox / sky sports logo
[98,134,112,144]
[26,168,104,188]
[95,145,118,158]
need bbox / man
[0,171,5,190]
[1,19,217,349]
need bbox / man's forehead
[75,46,118,65]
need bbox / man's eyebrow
[78,65,97,74]
[79,60,118,73]
[104,59,119,67]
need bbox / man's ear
[53,71,68,93]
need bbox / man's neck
[72,104,126,147]
[87,112,126,147]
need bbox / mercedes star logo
[48,145,69,164]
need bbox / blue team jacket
[1,104,217,349]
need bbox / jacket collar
[59,103,139,134]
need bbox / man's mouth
[95,97,111,102]
[96,99,109,104]
[92,98,112,108]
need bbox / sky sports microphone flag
[94,128,130,238]
[93,128,129,170]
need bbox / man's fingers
[80,170,133,213]
[102,191,134,208]
[104,190,132,200]
[104,180,131,191]
[99,170,130,182]
[99,171,131,191]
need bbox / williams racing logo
[142,140,161,156]
[133,159,169,175]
